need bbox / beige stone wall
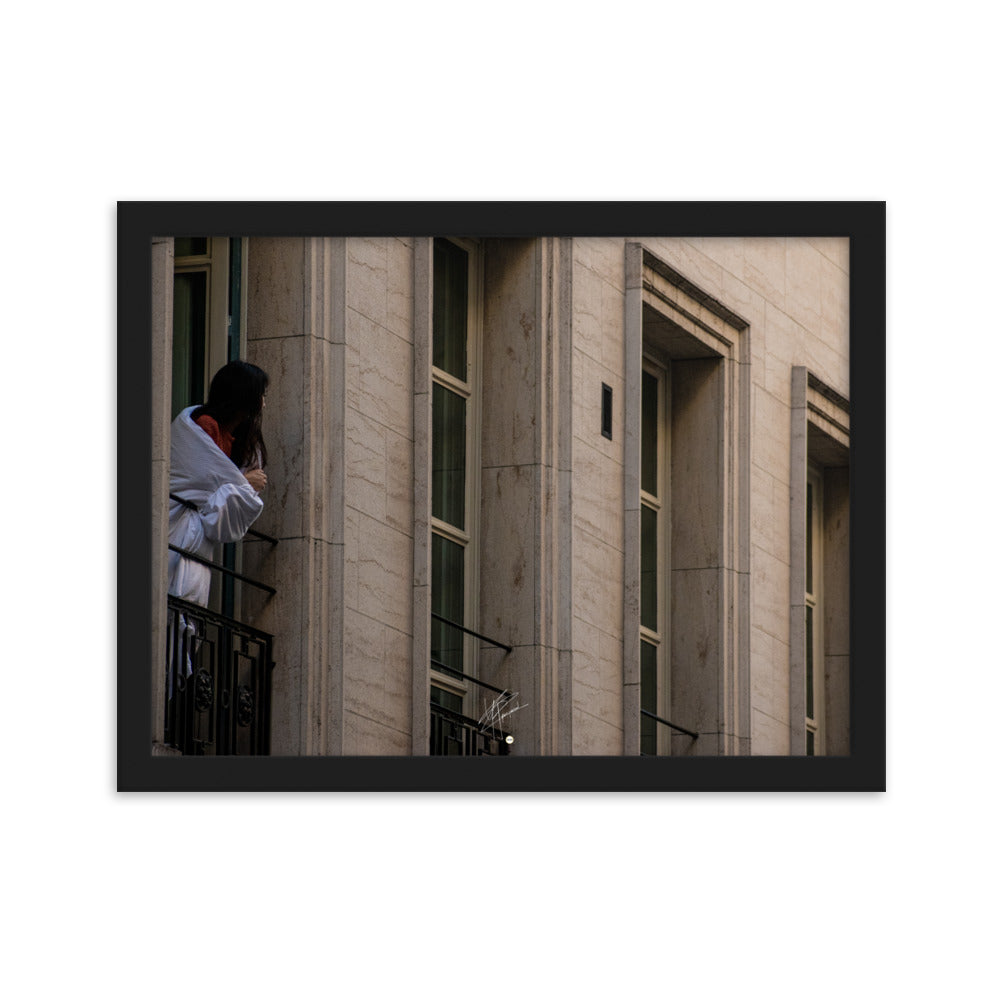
[152,234,848,757]
[343,237,415,753]
[554,237,848,755]
[244,237,344,755]
[612,236,849,754]
[570,238,627,754]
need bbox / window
[430,238,482,717]
[172,236,247,617]
[805,465,824,755]
[625,243,750,756]
[790,366,850,756]
[172,237,241,416]
[640,359,670,755]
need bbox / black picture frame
[118,201,885,792]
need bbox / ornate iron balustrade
[430,702,512,756]
[165,595,274,755]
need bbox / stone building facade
[150,233,849,757]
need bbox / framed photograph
[118,202,884,791]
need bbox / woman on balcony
[167,360,270,607]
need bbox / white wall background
[3,2,991,997]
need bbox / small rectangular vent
[601,383,613,440]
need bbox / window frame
[172,236,233,416]
[805,463,825,756]
[790,365,850,757]
[429,236,483,715]
[171,237,249,618]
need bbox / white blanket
[167,406,264,606]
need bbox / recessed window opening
[791,367,850,757]
[639,298,727,755]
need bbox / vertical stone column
[555,238,575,756]
[480,237,572,754]
[245,237,346,755]
[411,239,432,755]
[150,236,173,747]
[622,243,643,755]
[525,237,575,755]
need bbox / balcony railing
[166,595,274,755]
[429,612,515,756]
[430,702,512,756]
[165,495,278,755]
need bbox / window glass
[641,368,658,495]
[431,534,465,675]
[640,640,658,755]
[172,271,207,417]
[641,505,658,631]
[432,382,467,530]
[175,237,208,257]
[433,239,468,380]
[806,480,814,594]
[806,604,814,719]
[431,686,464,714]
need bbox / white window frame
[172,237,249,615]
[173,237,233,409]
[430,237,483,713]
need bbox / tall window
[430,238,481,717]
[172,236,246,616]
[791,366,849,756]
[172,237,241,416]
[805,465,824,756]
[640,358,670,755]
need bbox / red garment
[194,414,234,458]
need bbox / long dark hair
[193,360,269,470]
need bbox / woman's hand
[245,469,267,493]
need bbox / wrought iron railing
[165,494,278,755]
[430,612,514,756]
[430,702,512,756]
[165,594,274,755]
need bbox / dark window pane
[227,237,242,363]
[806,729,815,756]
[641,640,658,755]
[431,685,464,714]
[172,271,207,417]
[433,239,468,380]
[641,504,657,631]
[806,604,814,719]
[175,237,208,257]
[432,383,466,529]
[641,369,658,495]
[431,533,464,675]
[806,480,814,594]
